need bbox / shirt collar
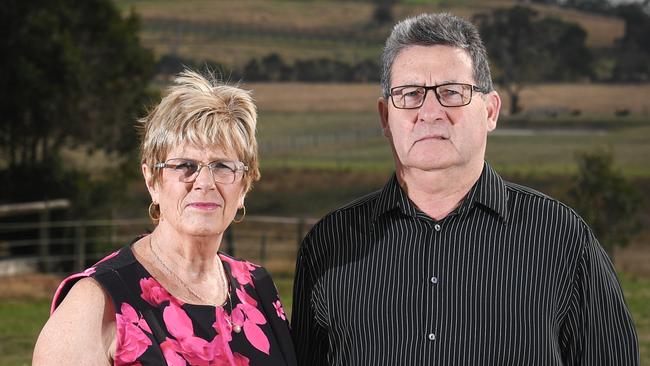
[371,162,509,223]
[461,162,509,221]
[372,173,417,222]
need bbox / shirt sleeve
[291,234,329,365]
[559,228,639,365]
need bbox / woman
[33,70,296,365]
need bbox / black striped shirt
[291,163,638,365]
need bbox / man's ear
[485,90,501,132]
[378,97,391,138]
[142,163,159,203]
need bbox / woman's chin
[174,220,229,239]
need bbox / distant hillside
[114,0,624,68]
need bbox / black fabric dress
[52,241,297,366]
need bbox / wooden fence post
[75,221,86,272]
[296,218,305,249]
[38,209,50,272]
[260,234,267,265]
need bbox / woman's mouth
[188,202,220,210]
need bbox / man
[291,13,639,365]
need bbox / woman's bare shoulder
[33,277,115,365]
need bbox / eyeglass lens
[165,159,241,184]
[392,83,473,108]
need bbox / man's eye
[440,88,460,96]
[403,89,423,98]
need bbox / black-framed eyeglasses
[390,83,485,109]
[154,158,248,184]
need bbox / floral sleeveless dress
[52,241,296,366]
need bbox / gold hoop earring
[148,201,160,222]
[233,206,246,224]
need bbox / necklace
[149,235,229,306]
[148,235,241,333]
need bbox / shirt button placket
[428,221,441,346]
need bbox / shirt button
[428,333,436,341]
[434,223,441,231]
[430,276,438,284]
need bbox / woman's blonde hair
[139,69,260,193]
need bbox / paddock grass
[0,299,51,366]
[247,82,650,117]
[1,274,647,365]
[116,0,624,66]
[253,109,650,178]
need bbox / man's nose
[418,89,445,121]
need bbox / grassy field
[1,274,648,365]
[115,0,624,66]
[246,82,650,117]
[10,3,649,362]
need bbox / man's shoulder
[305,188,382,239]
[333,188,383,215]
[504,180,587,228]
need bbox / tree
[611,3,650,81]
[475,6,592,115]
[0,0,154,168]
[568,150,641,258]
[243,58,267,81]
[372,0,396,25]
[260,54,292,81]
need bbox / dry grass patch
[515,83,650,116]
[248,82,650,117]
[247,83,381,113]
[120,0,376,30]
[0,273,61,301]
[120,0,624,65]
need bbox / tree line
[0,0,643,255]
[156,53,381,83]
[151,4,650,115]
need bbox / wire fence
[0,215,318,278]
[144,17,386,46]
[259,127,383,155]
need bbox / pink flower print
[208,333,240,366]
[273,299,286,321]
[163,302,194,339]
[163,302,221,365]
[231,303,269,355]
[114,303,152,364]
[119,302,152,333]
[213,306,233,342]
[236,287,258,307]
[140,277,173,307]
[220,256,257,287]
[178,336,215,365]
[161,339,186,366]
[232,352,251,366]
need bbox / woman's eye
[211,162,235,172]
[176,162,197,172]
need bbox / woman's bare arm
[33,278,115,366]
